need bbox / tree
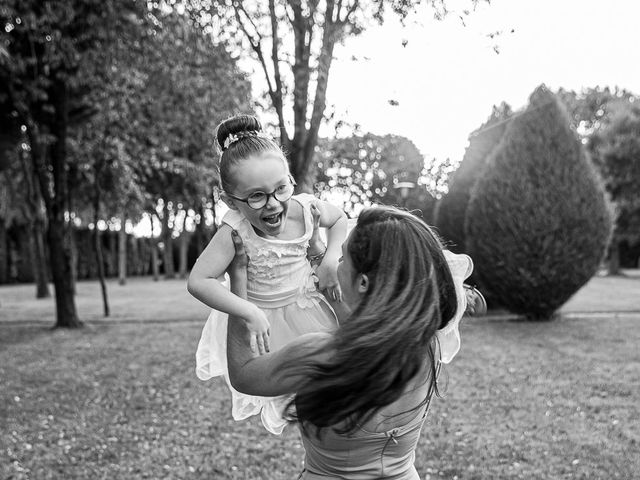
[434,102,512,253]
[314,133,428,216]
[0,139,51,297]
[558,86,635,139]
[1,0,149,327]
[591,103,640,273]
[182,0,487,189]
[465,86,613,319]
[558,86,639,273]
[125,11,250,279]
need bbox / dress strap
[221,209,247,230]
[292,193,318,210]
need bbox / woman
[226,206,472,479]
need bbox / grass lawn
[560,270,640,313]
[1,276,639,479]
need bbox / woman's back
[298,364,436,479]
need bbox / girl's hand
[316,256,342,303]
[229,230,271,354]
[307,203,326,266]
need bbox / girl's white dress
[195,193,338,434]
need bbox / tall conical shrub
[435,103,512,253]
[465,85,613,319]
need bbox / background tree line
[1,0,638,326]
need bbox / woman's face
[337,230,366,311]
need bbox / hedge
[465,86,613,319]
[435,104,512,254]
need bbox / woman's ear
[220,192,239,211]
[358,273,369,294]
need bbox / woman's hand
[229,230,271,354]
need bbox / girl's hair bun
[216,114,263,151]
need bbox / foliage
[0,0,156,326]
[559,87,640,268]
[434,102,512,253]
[314,133,426,216]
[465,86,613,319]
[558,86,635,138]
[591,103,640,243]
[179,0,488,189]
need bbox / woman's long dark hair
[288,206,458,433]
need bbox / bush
[435,103,512,253]
[465,86,613,319]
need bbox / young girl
[188,114,346,434]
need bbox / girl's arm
[187,224,270,353]
[313,200,348,298]
[226,230,332,396]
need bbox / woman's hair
[215,114,286,193]
[288,206,458,433]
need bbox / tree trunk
[608,240,621,275]
[0,221,7,284]
[93,187,110,317]
[108,232,117,276]
[30,219,50,298]
[19,134,50,297]
[162,204,175,279]
[95,225,110,316]
[48,218,82,328]
[151,239,160,281]
[178,232,190,279]
[118,210,127,285]
[28,79,82,328]
[178,213,190,279]
[69,225,78,295]
[150,213,160,281]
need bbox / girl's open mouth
[262,211,283,227]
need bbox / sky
[322,0,640,162]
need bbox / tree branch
[232,4,278,114]
[289,0,314,161]
[341,0,360,24]
[268,0,288,147]
[302,0,340,178]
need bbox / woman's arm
[226,230,332,396]
[227,320,329,396]
[187,224,270,353]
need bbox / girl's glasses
[226,177,296,210]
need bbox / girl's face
[225,154,293,238]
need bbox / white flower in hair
[223,130,271,150]
[223,133,240,150]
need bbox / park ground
[1,273,639,479]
